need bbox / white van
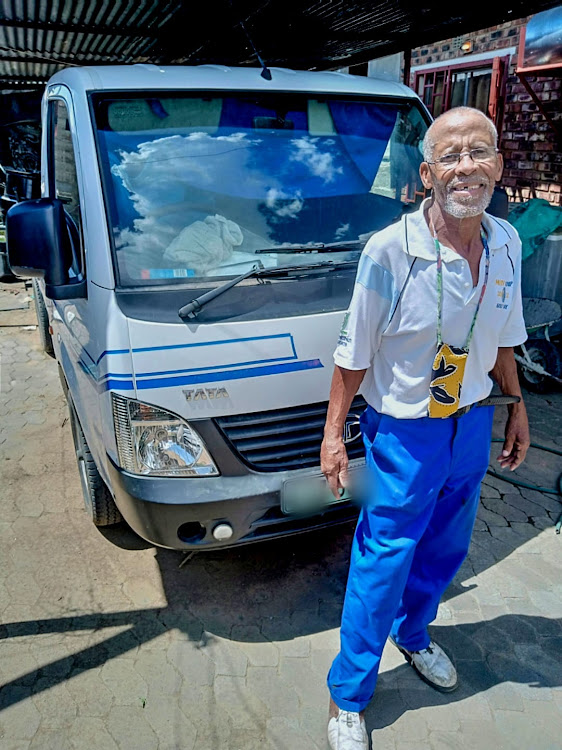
[7,65,429,549]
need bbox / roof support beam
[0,18,159,39]
[0,54,122,65]
[0,78,48,85]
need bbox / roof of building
[1,0,560,91]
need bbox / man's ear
[495,152,504,183]
[419,161,433,190]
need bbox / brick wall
[411,19,525,67]
[502,75,561,205]
[410,18,561,207]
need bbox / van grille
[214,396,367,472]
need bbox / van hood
[126,314,342,419]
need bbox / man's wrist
[507,399,526,416]
[323,427,345,442]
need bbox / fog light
[177,522,206,544]
[212,523,234,541]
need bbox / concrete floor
[1,278,561,750]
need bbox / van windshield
[92,92,428,288]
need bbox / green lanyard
[434,228,490,351]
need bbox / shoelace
[340,711,359,728]
[413,643,434,656]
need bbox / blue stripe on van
[80,334,305,390]
[95,356,309,385]
[77,359,135,393]
[131,333,295,356]
[99,372,135,381]
[135,359,323,391]
[88,333,297,366]
[94,348,130,365]
[135,355,296,379]
[98,352,298,383]
[104,379,135,391]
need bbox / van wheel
[32,279,55,358]
[69,400,122,526]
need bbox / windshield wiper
[254,240,365,254]
[178,259,356,319]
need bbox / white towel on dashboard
[163,214,243,274]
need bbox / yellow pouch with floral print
[428,343,468,418]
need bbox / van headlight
[111,394,219,477]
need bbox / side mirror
[6,198,86,299]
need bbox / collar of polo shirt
[403,198,514,262]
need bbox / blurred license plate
[281,464,364,515]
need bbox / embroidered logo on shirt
[495,279,512,309]
[338,311,351,347]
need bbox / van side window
[50,100,84,275]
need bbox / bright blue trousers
[328,404,494,712]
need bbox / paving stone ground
[1,278,561,750]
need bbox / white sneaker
[327,709,369,750]
[392,638,458,692]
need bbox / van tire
[69,400,122,526]
[32,279,55,358]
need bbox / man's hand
[321,365,366,499]
[490,347,530,472]
[321,433,349,499]
[497,405,530,471]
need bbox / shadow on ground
[1,485,561,714]
[1,298,560,723]
[365,613,562,731]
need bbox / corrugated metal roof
[0,0,560,88]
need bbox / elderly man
[321,106,530,750]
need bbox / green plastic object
[509,199,562,261]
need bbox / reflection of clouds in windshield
[112,132,263,204]
[110,132,267,268]
[109,131,345,275]
[334,223,350,240]
[265,188,304,219]
[290,137,343,183]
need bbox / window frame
[87,89,431,291]
[47,96,86,278]
[413,55,510,129]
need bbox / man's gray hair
[422,107,498,162]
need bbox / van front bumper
[107,456,359,550]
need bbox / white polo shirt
[334,199,528,419]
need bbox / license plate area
[281,463,365,515]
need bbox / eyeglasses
[428,147,499,168]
